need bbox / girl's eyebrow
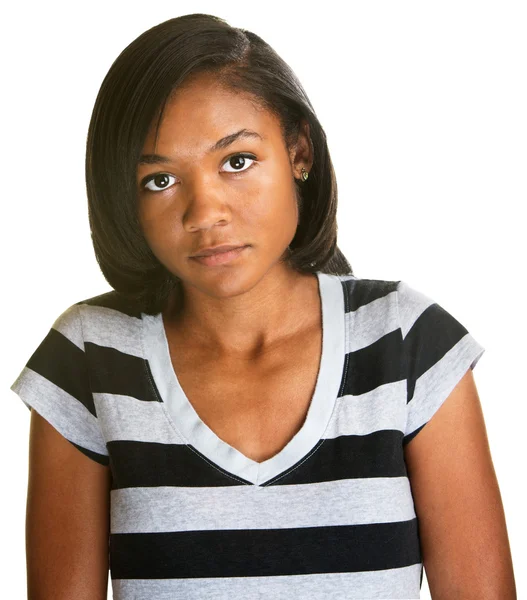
[139,128,263,165]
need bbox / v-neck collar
[141,271,345,486]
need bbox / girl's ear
[290,119,314,179]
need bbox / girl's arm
[404,369,516,599]
[26,409,111,600]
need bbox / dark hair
[86,13,353,315]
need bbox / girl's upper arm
[403,369,517,599]
[26,409,111,600]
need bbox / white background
[2,1,525,598]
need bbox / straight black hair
[86,13,353,315]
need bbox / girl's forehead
[142,93,280,156]
[139,128,266,168]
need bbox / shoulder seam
[396,280,411,421]
[75,303,86,353]
[75,303,97,417]
[395,280,402,340]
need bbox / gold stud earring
[301,167,309,182]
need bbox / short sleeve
[10,303,109,466]
[397,280,486,445]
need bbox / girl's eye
[141,153,257,193]
[221,153,257,173]
[143,173,177,193]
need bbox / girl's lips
[190,245,249,266]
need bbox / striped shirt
[10,272,485,599]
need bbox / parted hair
[85,13,353,315]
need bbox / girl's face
[137,73,311,302]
